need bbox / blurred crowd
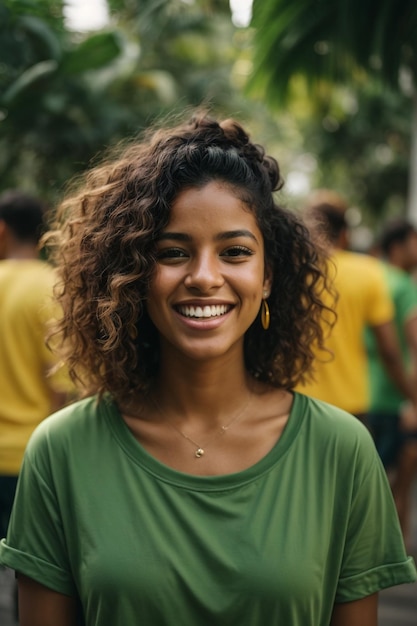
[0,190,74,542]
[296,189,417,550]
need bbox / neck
[6,246,39,260]
[152,355,253,427]
[387,253,407,272]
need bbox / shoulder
[385,265,417,314]
[384,263,409,287]
[388,264,417,294]
[25,396,111,463]
[28,261,57,293]
[332,252,390,300]
[296,391,364,429]
[2,259,55,279]
[294,392,377,458]
[0,260,56,304]
[295,393,386,495]
[335,250,385,277]
[0,259,52,279]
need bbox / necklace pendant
[195,448,205,458]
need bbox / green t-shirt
[0,392,415,626]
[366,264,417,413]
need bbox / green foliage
[2,60,59,105]
[0,0,248,204]
[249,0,417,104]
[304,83,412,221]
[245,0,417,222]
[0,0,130,200]
[62,32,123,74]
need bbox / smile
[177,304,231,319]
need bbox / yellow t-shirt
[297,250,394,415]
[0,259,70,474]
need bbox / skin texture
[146,182,272,364]
[371,320,417,408]
[125,181,290,477]
[405,314,417,393]
[389,232,417,272]
[330,594,378,626]
[18,575,78,626]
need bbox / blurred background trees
[0,0,415,237]
[1,0,128,198]
[0,0,256,200]
[0,0,255,202]
[248,0,417,231]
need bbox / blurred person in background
[366,218,417,546]
[297,190,417,422]
[0,190,71,542]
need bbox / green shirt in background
[366,263,417,414]
[1,392,415,626]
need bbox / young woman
[0,113,415,625]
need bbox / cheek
[147,267,174,299]
[146,267,180,322]
[145,276,164,320]
[240,268,267,303]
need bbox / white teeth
[179,304,229,319]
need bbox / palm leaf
[248,0,417,104]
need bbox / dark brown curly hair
[45,112,335,403]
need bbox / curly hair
[45,112,335,402]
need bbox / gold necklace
[151,394,251,458]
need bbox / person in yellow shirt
[297,190,417,421]
[0,190,71,540]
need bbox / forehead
[168,181,256,225]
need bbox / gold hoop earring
[261,299,270,330]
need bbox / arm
[18,574,78,626]
[400,314,417,430]
[330,594,378,626]
[404,314,417,388]
[371,320,417,407]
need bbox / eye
[222,245,253,259]
[156,247,188,261]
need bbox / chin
[176,340,242,363]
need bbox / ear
[262,264,273,297]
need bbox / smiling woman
[0,110,415,626]
[146,182,271,364]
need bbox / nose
[184,251,224,292]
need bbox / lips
[176,304,232,319]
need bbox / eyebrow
[158,230,259,243]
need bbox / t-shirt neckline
[103,391,305,491]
